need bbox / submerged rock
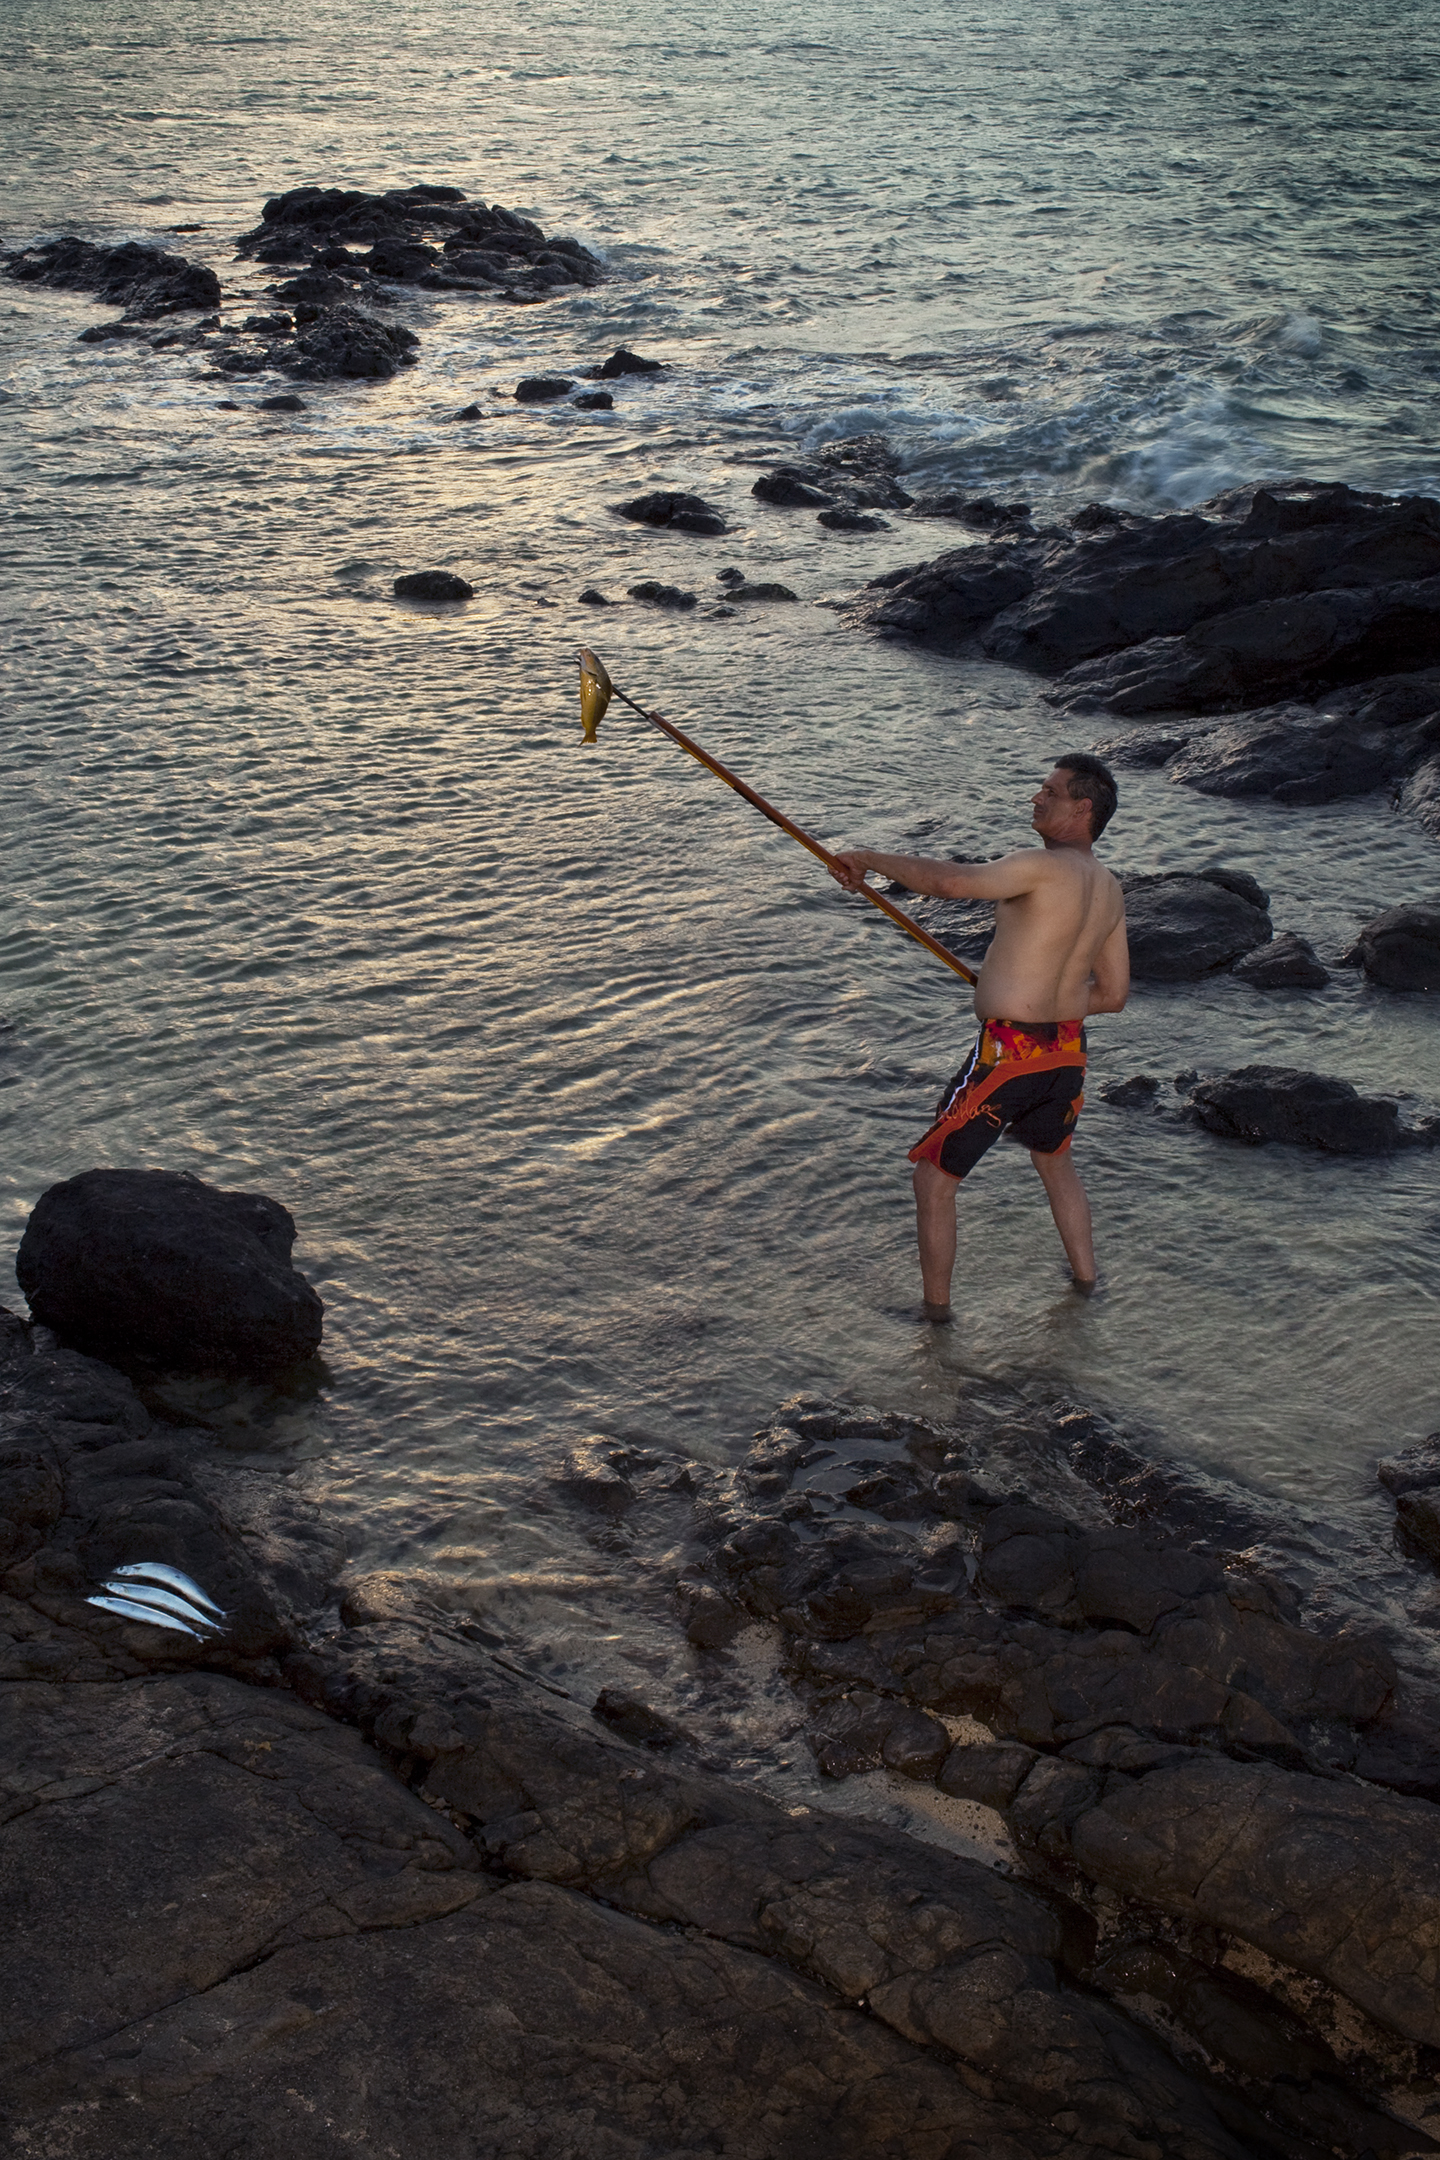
[1184,1066,1410,1154]
[612,490,727,534]
[1230,931,1330,988]
[1120,868,1273,980]
[393,570,473,601]
[15,1168,323,1376]
[514,375,574,401]
[591,346,663,378]
[752,436,913,514]
[818,506,890,532]
[1341,901,1440,991]
[908,493,1032,529]
[627,579,697,610]
[572,389,613,410]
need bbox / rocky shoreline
[5,1202,1440,2156]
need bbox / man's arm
[829,847,1046,901]
[1085,914,1130,1015]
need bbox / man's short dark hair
[1054,753,1118,839]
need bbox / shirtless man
[831,755,1128,1312]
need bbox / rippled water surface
[3,0,1439,1689]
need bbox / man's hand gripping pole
[577,648,978,987]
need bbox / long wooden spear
[578,648,978,987]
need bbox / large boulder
[1185,1066,1405,1154]
[15,1168,323,1375]
[1120,869,1272,979]
[1342,902,1440,991]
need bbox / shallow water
[3,0,1439,1700]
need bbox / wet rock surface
[1342,901,1440,991]
[1184,1065,1428,1154]
[4,182,603,386]
[612,489,729,534]
[1230,931,1330,988]
[1120,867,1273,979]
[16,1169,323,1376]
[16,1282,1440,2152]
[751,434,914,514]
[4,1317,1279,2160]
[2,236,222,318]
[393,569,474,602]
[674,1393,1440,2152]
[849,482,1440,834]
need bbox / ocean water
[3,0,1440,1707]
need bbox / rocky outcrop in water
[4,182,604,385]
[15,1168,323,1376]
[1184,1065,1430,1153]
[2,237,221,319]
[752,435,914,516]
[612,490,729,535]
[393,569,473,601]
[849,482,1440,832]
[1229,930,1330,987]
[1342,902,1440,991]
[235,183,603,300]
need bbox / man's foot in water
[1069,1272,1101,1298]
[920,1299,954,1324]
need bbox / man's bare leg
[1031,1147,1096,1287]
[913,1159,961,1316]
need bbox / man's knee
[914,1158,960,1201]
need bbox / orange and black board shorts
[908,1018,1087,1179]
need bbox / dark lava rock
[938,1739,1039,1808]
[243,311,293,334]
[592,346,663,378]
[592,1686,691,1750]
[818,506,890,532]
[271,270,358,307]
[850,483,1440,815]
[393,570,473,602]
[240,185,602,298]
[257,392,306,412]
[612,490,728,535]
[1341,902,1440,991]
[674,1390,1440,2131]
[1185,1066,1405,1154]
[572,390,613,411]
[753,437,912,516]
[1230,932,1330,989]
[754,466,834,508]
[2,236,221,319]
[577,587,611,606]
[287,302,418,380]
[15,1168,323,1375]
[627,580,697,610]
[909,494,1032,530]
[806,1689,951,1780]
[728,579,798,602]
[1378,1434,1440,1498]
[514,375,574,402]
[1121,869,1273,980]
[450,402,484,420]
[1099,1074,1163,1108]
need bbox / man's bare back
[830,760,1129,1307]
